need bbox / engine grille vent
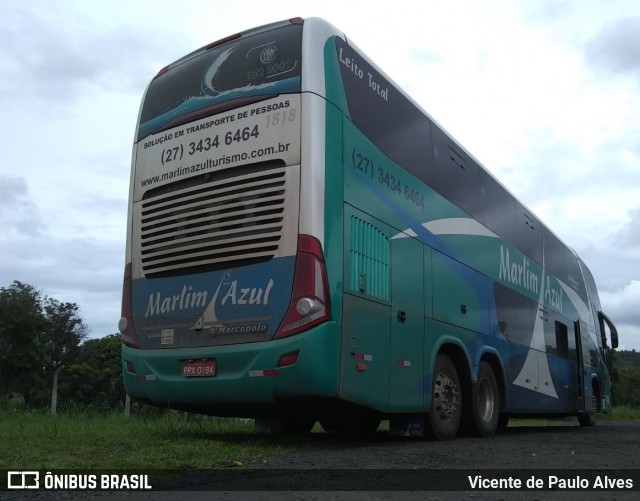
[138,163,287,276]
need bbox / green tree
[40,298,88,376]
[0,281,88,408]
[607,349,621,404]
[59,334,125,410]
[615,368,640,408]
[0,281,47,402]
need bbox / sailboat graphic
[513,268,558,398]
[192,274,227,330]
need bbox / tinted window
[335,38,432,182]
[510,204,543,265]
[334,36,582,286]
[580,259,602,312]
[139,24,302,139]
[544,228,588,302]
[480,171,516,240]
[549,319,569,358]
[494,282,536,347]
[428,126,484,220]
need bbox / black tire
[578,389,598,427]
[461,361,500,437]
[426,354,462,440]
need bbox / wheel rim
[477,377,495,423]
[433,370,460,421]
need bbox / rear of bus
[119,18,339,418]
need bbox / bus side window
[555,320,569,358]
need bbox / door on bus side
[339,206,391,410]
[574,320,592,413]
[339,205,426,412]
[389,233,425,411]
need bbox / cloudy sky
[1,0,639,350]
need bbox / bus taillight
[119,262,141,348]
[274,235,330,338]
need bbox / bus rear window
[138,24,302,140]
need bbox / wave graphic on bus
[137,77,300,139]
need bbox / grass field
[1,408,293,469]
[3,406,639,470]
[601,405,640,420]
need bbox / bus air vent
[137,162,287,276]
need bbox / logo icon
[260,45,278,64]
[8,471,40,489]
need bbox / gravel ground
[5,420,640,500]
[265,420,640,470]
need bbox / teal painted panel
[344,205,390,303]
[432,251,488,334]
[339,293,390,411]
[424,245,433,319]
[389,235,425,411]
[122,322,340,407]
[349,213,390,301]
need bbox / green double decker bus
[120,17,619,439]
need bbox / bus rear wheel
[426,354,461,440]
[578,390,598,427]
[461,361,499,437]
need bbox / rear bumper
[122,321,340,415]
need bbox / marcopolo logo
[260,45,278,64]
[8,471,39,489]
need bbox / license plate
[182,359,216,377]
